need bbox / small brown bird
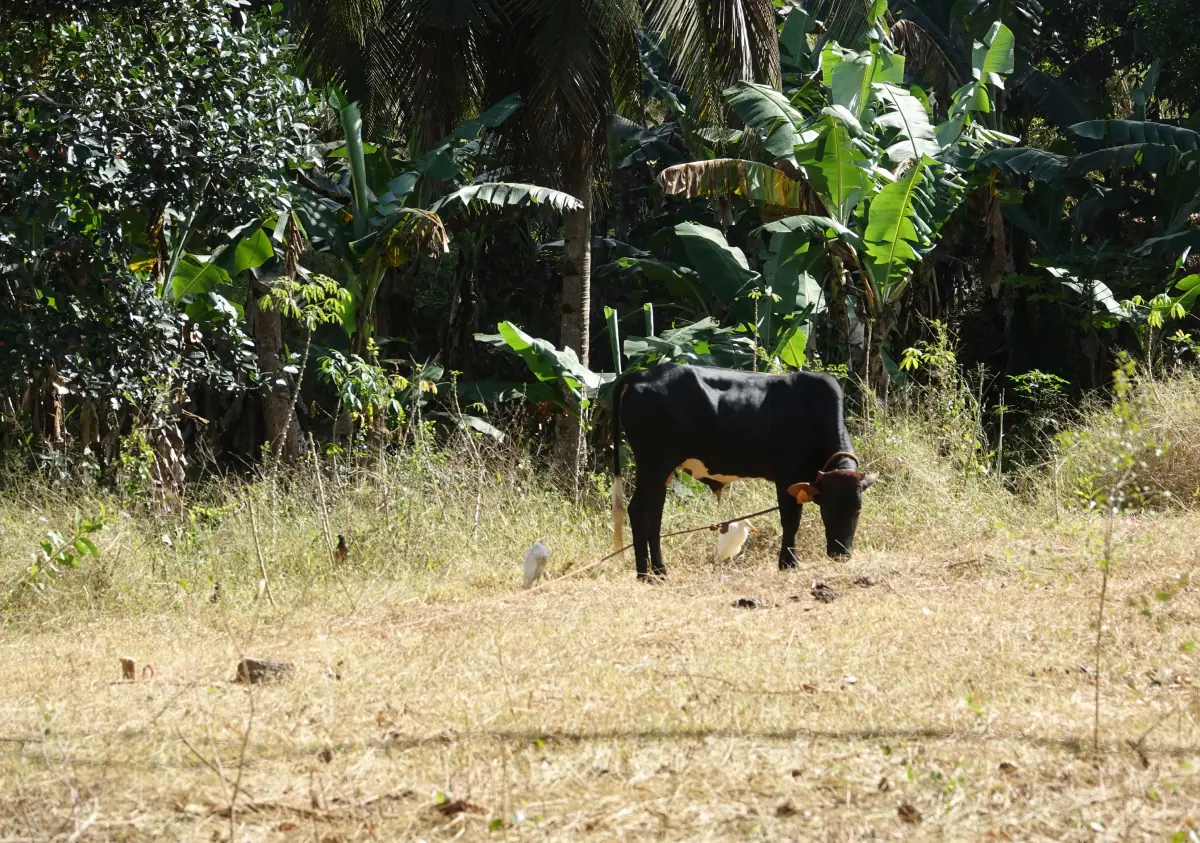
[210,582,221,603]
[334,534,348,566]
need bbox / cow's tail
[611,375,627,552]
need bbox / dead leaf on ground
[318,747,332,764]
[999,761,1018,775]
[811,581,841,603]
[776,800,800,817]
[854,575,877,587]
[432,798,486,817]
[276,822,298,832]
[376,704,397,728]
[898,802,922,824]
[732,597,761,609]
[1126,740,1150,768]
[800,682,818,693]
[234,658,294,684]
[878,776,890,792]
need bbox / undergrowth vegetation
[1,360,1193,620]
[1060,369,1200,508]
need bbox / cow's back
[619,364,845,482]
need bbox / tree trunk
[250,275,302,462]
[560,159,592,366]
[445,239,480,378]
[80,400,100,448]
[982,185,1007,295]
[377,263,418,351]
[826,258,853,372]
[48,366,64,444]
[151,421,187,506]
[555,151,593,482]
[866,305,899,401]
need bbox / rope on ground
[531,504,782,592]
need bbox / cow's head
[787,470,877,557]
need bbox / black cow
[611,363,876,579]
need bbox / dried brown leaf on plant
[657,159,806,210]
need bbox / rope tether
[542,504,783,588]
[820,450,860,472]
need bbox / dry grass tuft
[1059,369,1200,506]
[1,408,1199,841]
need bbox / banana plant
[474,321,608,416]
[292,89,582,357]
[983,120,1200,261]
[655,11,1017,388]
[472,315,761,419]
[977,68,1200,373]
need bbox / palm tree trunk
[445,236,481,378]
[560,154,592,367]
[555,151,592,483]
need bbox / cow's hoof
[637,573,667,584]
[778,559,798,571]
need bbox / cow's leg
[647,483,669,578]
[629,459,673,579]
[628,460,672,580]
[628,480,652,579]
[776,482,802,569]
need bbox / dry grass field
[2,397,1199,842]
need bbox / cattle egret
[522,541,550,587]
[717,520,755,562]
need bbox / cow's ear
[788,482,818,504]
[859,472,878,491]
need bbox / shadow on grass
[373,725,1200,758]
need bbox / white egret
[522,541,550,587]
[716,520,755,562]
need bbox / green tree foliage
[1,0,1198,479]
[0,0,316,456]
